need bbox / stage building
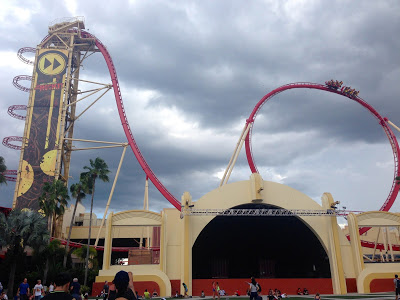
[67,173,399,296]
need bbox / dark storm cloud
[1,0,400,215]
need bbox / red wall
[170,280,181,296]
[370,278,396,292]
[92,282,160,297]
[192,279,333,296]
[346,278,357,293]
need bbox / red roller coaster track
[1,170,17,182]
[244,82,400,216]
[8,105,27,120]
[79,31,182,210]
[17,47,35,65]
[244,82,400,249]
[2,136,22,150]
[13,75,32,92]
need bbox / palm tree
[0,209,49,299]
[37,239,67,280]
[63,176,91,267]
[80,157,110,286]
[72,245,98,269]
[38,179,69,284]
[0,156,7,186]
[38,179,70,236]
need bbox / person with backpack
[395,274,400,300]
[247,277,260,300]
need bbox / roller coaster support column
[322,193,347,294]
[387,119,400,133]
[94,144,128,248]
[180,192,192,297]
[140,176,150,248]
[386,227,394,262]
[102,211,114,270]
[220,122,252,186]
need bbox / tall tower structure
[12,17,90,210]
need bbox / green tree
[38,179,70,236]
[80,157,110,286]
[35,239,67,281]
[0,156,7,186]
[0,209,49,298]
[72,245,98,269]
[63,177,91,267]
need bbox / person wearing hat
[113,271,136,300]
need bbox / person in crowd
[314,293,321,300]
[33,280,44,300]
[17,278,30,300]
[42,273,73,300]
[181,283,188,298]
[113,270,136,300]
[275,290,282,299]
[394,274,400,300]
[212,282,219,300]
[48,283,54,294]
[1,291,9,300]
[70,279,81,300]
[247,277,258,300]
[297,288,302,295]
[143,290,150,300]
[216,283,221,297]
[108,282,116,300]
[103,281,109,300]
[303,288,309,295]
[152,290,158,298]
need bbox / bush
[81,285,91,296]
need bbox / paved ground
[89,293,395,300]
[179,294,395,300]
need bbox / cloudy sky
[1,0,399,221]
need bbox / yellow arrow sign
[38,53,66,75]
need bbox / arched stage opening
[192,203,331,279]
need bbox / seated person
[303,288,309,295]
[218,290,226,296]
[144,290,150,299]
[234,290,240,296]
[200,291,205,298]
[297,288,302,295]
[152,290,158,298]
